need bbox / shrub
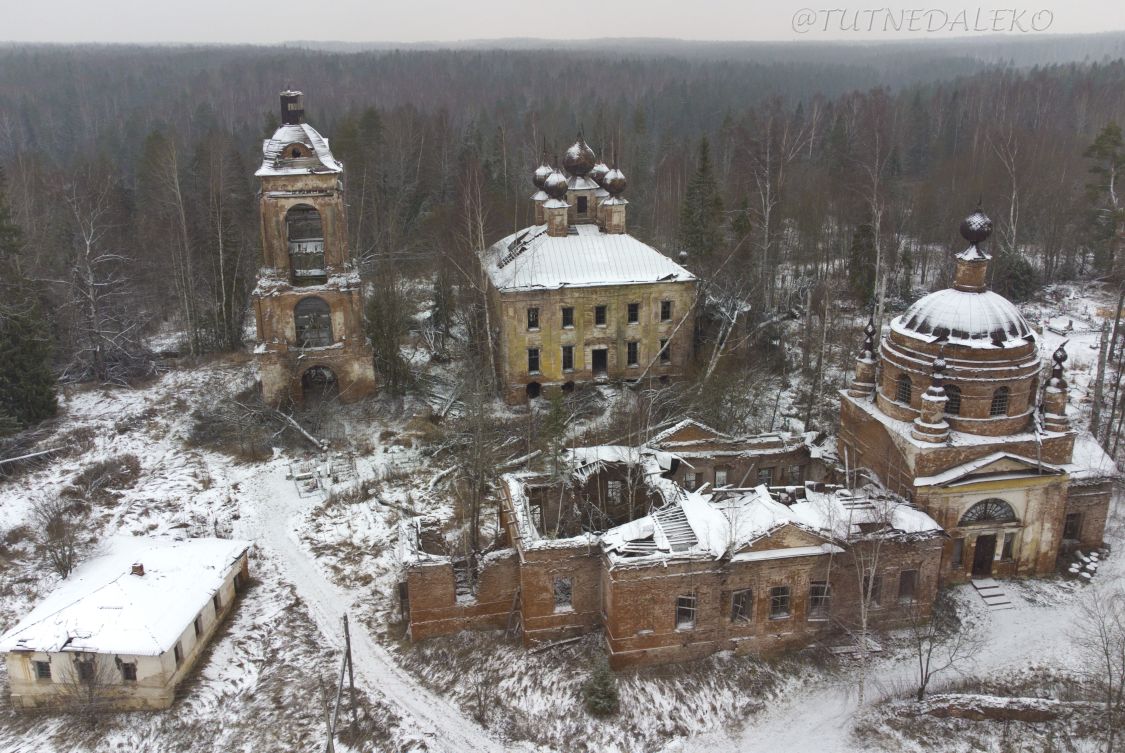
[582,659,620,717]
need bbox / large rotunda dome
[893,288,1034,347]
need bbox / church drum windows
[895,373,912,404]
[989,386,1010,416]
[294,297,332,348]
[944,385,962,415]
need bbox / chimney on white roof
[131,563,145,577]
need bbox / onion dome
[563,136,596,176]
[960,209,993,245]
[533,162,553,189]
[590,162,610,186]
[543,170,569,200]
[603,167,627,196]
[896,288,1033,346]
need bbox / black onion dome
[563,137,596,176]
[543,170,569,200]
[960,209,993,244]
[533,163,553,189]
[603,167,627,196]
[590,162,610,186]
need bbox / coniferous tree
[679,137,724,258]
[582,660,620,717]
[1084,122,1125,278]
[848,222,877,305]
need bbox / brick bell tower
[252,90,376,404]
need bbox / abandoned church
[399,210,1117,668]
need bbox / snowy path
[676,584,1086,753]
[234,460,510,753]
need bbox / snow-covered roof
[602,485,941,563]
[563,446,684,506]
[913,451,1063,488]
[892,288,1035,348]
[0,537,251,656]
[647,418,731,445]
[256,122,343,177]
[481,223,695,292]
[1063,433,1119,482]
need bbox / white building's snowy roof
[0,537,251,656]
[481,223,695,292]
[1064,433,1119,482]
[892,288,1035,348]
[256,122,343,177]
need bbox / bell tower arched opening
[301,365,338,402]
[286,205,326,284]
[294,296,332,348]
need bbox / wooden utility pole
[343,614,358,729]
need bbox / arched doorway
[959,499,1017,577]
[286,204,326,283]
[301,365,338,402]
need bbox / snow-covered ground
[0,278,1121,752]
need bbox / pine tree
[848,223,877,305]
[582,659,620,717]
[679,137,724,258]
[0,166,57,428]
[1084,122,1125,278]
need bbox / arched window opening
[959,498,1017,526]
[895,374,912,405]
[294,297,332,348]
[286,205,326,284]
[990,386,1010,417]
[945,385,962,415]
[301,365,338,402]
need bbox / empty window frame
[594,305,607,326]
[660,300,672,321]
[1001,532,1016,561]
[34,661,51,680]
[951,538,964,569]
[553,577,574,611]
[659,339,671,363]
[898,570,918,603]
[527,348,540,375]
[675,594,697,629]
[757,467,774,486]
[294,297,333,347]
[607,480,623,503]
[1064,512,1082,540]
[577,196,588,215]
[562,345,575,372]
[684,471,697,490]
[730,589,753,623]
[769,586,791,620]
[213,592,222,614]
[527,307,540,331]
[990,387,1010,416]
[194,614,204,638]
[627,341,639,367]
[76,659,96,682]
[863,572,883,608]
[121,662,138,682]
[714,466,729,487]
[786,465,802,483]
[561,306,575,328]
[627,302,639,324]
[895,374,912,404]
[809,581,831,620]
[174,642,184,667]
[945,385,962,415]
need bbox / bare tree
[909,591,984,701]
[54,651,123,724]
[1078,585,1125,753]
[30,494,83,578]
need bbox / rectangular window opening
[684,471,697,490]
[769,586,791,620]
[577,196,588,215]
[627,341,639,367]
[660,300,672,321]
[1001,533,1015,561]
[595,305,607,327]
[627,302,639,324]
[809,581,831,620]
[659,339,671,363]
[34,661,51,681]
[898,570,918,603]
[562,306,574,328]
[676,594,697,629]
[951,538,964,569]
[607,480,623,503]
[863,573,883,608]
[528,348,540,375]
[757,467,774,486]
[562,345,574,372]
[194,614,204,638]
[730,589,753,623]
[213,592,222,614]
[121,662,137,682]
[553,577,574,612]
[527,307,540,331]
[1064,512,1082,540]
[715,466,729,487]
[76,659,95,682]
[174,642,184,668]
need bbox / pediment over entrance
[914,452,1064,489]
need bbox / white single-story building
[0,536,252,710]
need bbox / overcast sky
[5,0,1124,44]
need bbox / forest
[2,38,1125,442]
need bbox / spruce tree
[582,659,620,717]
[679,137,724,258]
[848,223,877,305]
[1084,122,1125,278]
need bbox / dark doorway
[592,349,608,374]
[301,365,338,402]
[972,534,997,577]
[526,382,541,400]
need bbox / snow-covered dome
[563,137,596,176]
[893,288,1034,346]
[533,163,553,189]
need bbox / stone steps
[972,578,1015,611]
